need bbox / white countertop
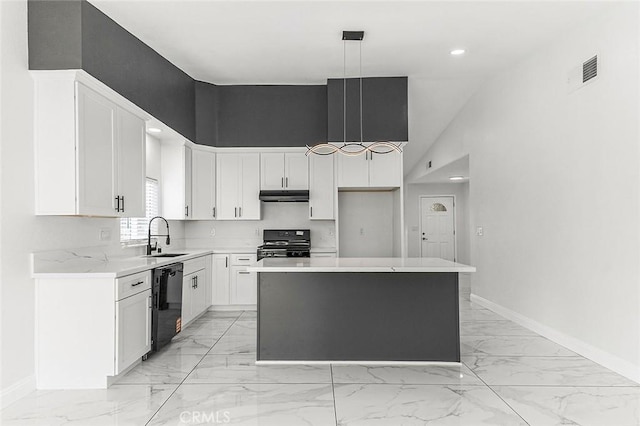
[32,249,214,279]
[247,257,476,273]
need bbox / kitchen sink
[149,253,187,258]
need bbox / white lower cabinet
[311,252,337,258]
[35,270,152,388]
[181,255,212,326]
[116,288,151,374]
[230,267,257,305]
[213,252,257,307]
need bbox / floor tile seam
[462,360,532,426]
[330,365,339,426]
[144,316,243,424]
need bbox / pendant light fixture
[306,31,403,156]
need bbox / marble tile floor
[3,292,640,426]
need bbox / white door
[239,154,261,220]
[337,154,369,188]
[213,254,230,305]
[116,107,146,218]
[76,83,117,216]
[284,153,309,190]
[192,150,216,219]
[420,196,455,261]
[216,154,240,219]
[369,151,402,188]
[230,267,257,305]
[115,289,151,374]
[260,153,285,190]
[309,155,335,220]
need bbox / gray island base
[247,258,476,363]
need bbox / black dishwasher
[151,263,184,353]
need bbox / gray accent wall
[28,0,196,141]
[28,0,82,70]
[195,81,220,147]
[215,85,327,147]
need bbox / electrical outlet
[210,228,216,237]
[360,227,365,236]
[99,228,111,241]
[328,228,334,236]
[255,228,261,236]
[476,226,484,236]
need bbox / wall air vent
[567,53,599,93]
[582,55,598,83]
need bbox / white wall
[338,191,395,257]
[419,4,640,379]
[405,182,470,263]
[184,203,336,249]
[0,1,182,405]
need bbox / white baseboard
[209,305,256,311]
[471,293,640,384]
[256,360,461,366]
[1,375,36,409]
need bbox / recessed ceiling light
[147,127,162,134]
[450,49,466,56]
[449,176,465,181]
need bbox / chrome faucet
[147,216,171,255]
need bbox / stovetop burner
[257,229,311,260]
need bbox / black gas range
[257,229,311,260]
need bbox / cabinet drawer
[116,271,151,301]
[231,254,257,266]
[183,256,208,276]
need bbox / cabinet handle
[234,207,237,218]
[238,271,250,275]
[281,177,284,188]
[310,206,313,217]
[132,280,144,287]
[285,177,288,187]
[121,196,125,212]
[213,207,216,218]
[192,276,196,289]
[114,196,120,212]
[239,207,242,217]
[238,258,250,261]
[225,257,228,268]
[185,205,189,217]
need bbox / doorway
[419,196,456,261]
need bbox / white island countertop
[247,257,476,273]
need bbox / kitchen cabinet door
[190,269,208,318]
[181,273,195,325]
[239,154,261,220]
[76,83,117,216]
[192,150,216,219]
[284,153,309,190]
[260,153,285,190]
[368,151,402,188]
[161,144,192,220]
[230,267,257,305]
[309,155,335,220]
[116,106,146,218]
[213,254,230,305]
[216,154,240,219]
[337,154,369,188]
[115,289,151,374]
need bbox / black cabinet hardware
[132,280,144,287]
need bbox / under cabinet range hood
[259,190,309,202]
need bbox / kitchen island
[247,257,475,363]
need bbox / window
[430,203,447,212]
[120,178,159,244]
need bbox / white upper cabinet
[309,155,335,220]
[191,149,216,220]
[161,143,192,220]
[34,75,146,216]
[337,150,402,188]
[368,151,403,187]
[216,153,261,220]
[260,152,308,190]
